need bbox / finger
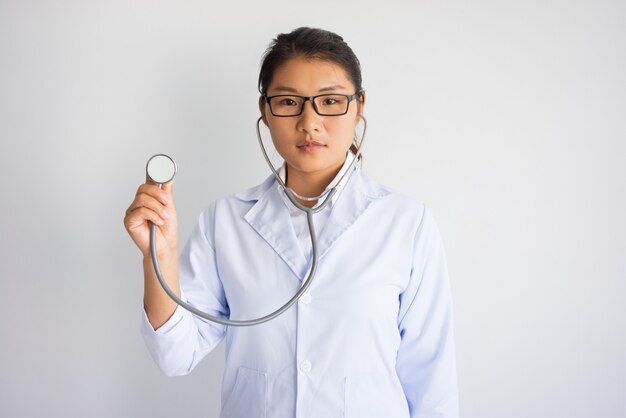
[152,180,175,207]
[136,183,171,206]
[145,173,175,194]
[128,194,169,219]
[161,180,174,196]
[127,207,165,227]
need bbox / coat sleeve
[140,204,229,376]
[396,205,459,417]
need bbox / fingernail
[162,209,169,219]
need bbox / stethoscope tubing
[150,207,320,326]
[149,115,366,326]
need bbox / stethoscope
[146,114,367,327]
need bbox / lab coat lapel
[243,181,309,281]
[315,168,376,260]
[241,169,389,282]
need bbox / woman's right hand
[123,178,178,258]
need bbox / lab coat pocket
[344,373,408,418]
[221,366,267,418]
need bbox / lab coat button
[300,293,312,305]
[300,360,312,373]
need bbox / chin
[289,157,343,175]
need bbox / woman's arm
[142,253,180,330]
[139,206,228,376]
[124,180,182,330]
[396,206,459,418]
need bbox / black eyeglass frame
[263,92,361,117]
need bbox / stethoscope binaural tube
[147,115,366,327]
[255,114,367,207]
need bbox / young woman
[124,27,459,418]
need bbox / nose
[296,100,323,134]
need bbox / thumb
[144,173,175,206]
[161,180,175,197]
[144,172,174,194]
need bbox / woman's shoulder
[230,173,276,203]
[196,174,275,220]
[358,170,427,217]
[360,173,444,247]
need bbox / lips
[297,140,325,153]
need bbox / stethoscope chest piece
[146,154,177,185]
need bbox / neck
[286,163,343,208]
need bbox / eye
[278,98,298,106]
[322,97,337,105]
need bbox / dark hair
[258,27,363,96]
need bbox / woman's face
[261,57,365,180]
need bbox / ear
[356,90,366,120]
[258,96,269,126]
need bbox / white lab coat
[140,164,459,418]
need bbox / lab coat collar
[236,165,390,281]
[275,151,356,209]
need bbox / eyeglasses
[263,93,360,117]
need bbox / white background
[1,1,625,417]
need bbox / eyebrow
[318,84,347,92]
[270,84,348,94]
